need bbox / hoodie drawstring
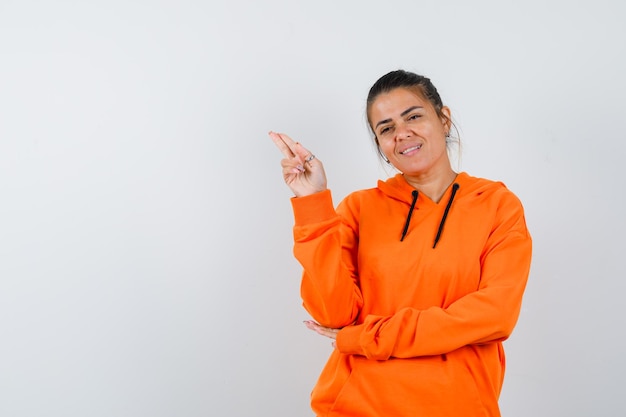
[399,183,460,248]
[400,190,418,242]
[432,183,459,248]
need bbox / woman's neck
[403,168,458,203]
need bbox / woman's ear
[441,106,452,132]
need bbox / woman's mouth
[400,144,422,155]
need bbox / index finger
[268,131,296,158]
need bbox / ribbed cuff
[336,325,364,356]
[291,189,336,226]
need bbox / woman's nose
[395,123,411,140]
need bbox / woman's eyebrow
[375,106,424,129]
[400,106,423,117]
[374,118,392,129]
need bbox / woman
[269,70,532,417]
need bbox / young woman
[270,70,532,417]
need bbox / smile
[400,144,422,155]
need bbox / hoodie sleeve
[335,191,532,360]
[291,190,363,328]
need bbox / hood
[378,172,502,205]
[377,172,505,246]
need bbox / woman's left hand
[304,320,340,347]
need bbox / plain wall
[1,0,625,415]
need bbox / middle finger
[269,131,296,158]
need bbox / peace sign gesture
[269,131,327,197]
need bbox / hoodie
[290,172,532,417]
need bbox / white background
[1,1,625,416]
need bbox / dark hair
[366,69,447,131]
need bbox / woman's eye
[408,114,421,121]
[379,127,391,135]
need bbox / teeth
[401,145,421,154]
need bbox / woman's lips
[400,144,422,155]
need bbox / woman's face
[369,88,451,178]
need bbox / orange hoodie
[290,172,532,417]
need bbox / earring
[374,138,391,164]
[377,147,390,164]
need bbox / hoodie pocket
[326,355,488,416]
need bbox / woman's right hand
[269,131,327,197]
